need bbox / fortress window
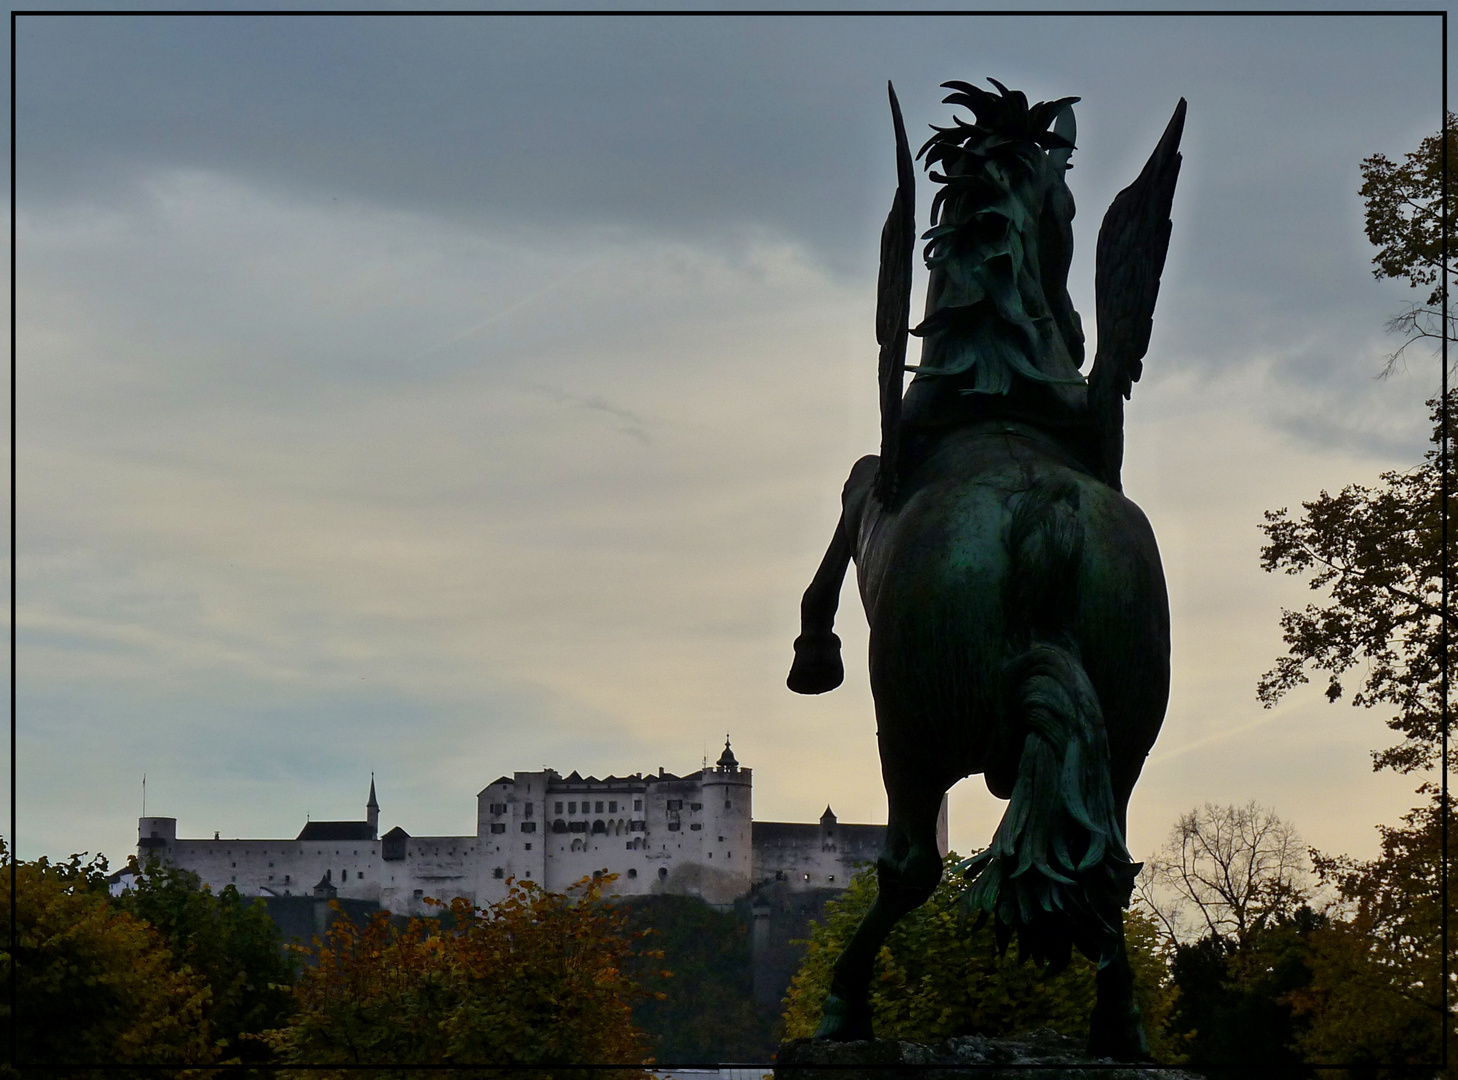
[285,875,291,884]
[718,837,725,843]
[491,823,506,834]
[667,799,683,811]
[268,862,274,868]
[728,852,732,858]
[707,852,712,858]
[523,804,533,818]
[520,822,536,833]
[658,867,668,879]
[776,870,786,881]
[803,873,810,882]
[828,875,835,882]
[524,843,531,850]
[609,801,617,812]
[667,822,681,832]
[231,876,236,882]
[231,862,236,868]
[634,799,643,811]
[414,889,424,897]
[555,802,564,813]
[569,802,577,813]
[595,801,603,813]
[342,870,348,881]
[725,800,732,810]
[691,803,702,812]
[690,824,702,831]
[627,868,637,878]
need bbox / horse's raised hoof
[1087,1005,1152,1063]
[812,992,873,1041]
[788,633,844,695]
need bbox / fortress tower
[696,737,753,904]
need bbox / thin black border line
[2,7,1452,15]
[1440,8,1450,1074]
[4,7,1450,1074]
[8,7,17,1077]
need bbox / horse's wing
[874,81,916,504]
[1087,98,1186,491]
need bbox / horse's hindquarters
[855,449,1170,795]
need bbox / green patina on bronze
[787,80,1185,1062]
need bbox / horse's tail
[958,477,1140,972]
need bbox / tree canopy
[260,874,656,1079]
[1,844,219,1075]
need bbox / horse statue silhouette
[787,80,1185,1061]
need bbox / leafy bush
[781,854,1178,1059]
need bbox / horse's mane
[910,80,1086,397]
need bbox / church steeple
[366,774,379,838]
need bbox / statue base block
[775,1028,1203,1080]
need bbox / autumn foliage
[0,843,220,1075]
[261,873,658,1078]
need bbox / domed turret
[716,736,738,772]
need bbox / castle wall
[752,819,885,891]
[137,834,389,902]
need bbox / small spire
[367,773,379,809]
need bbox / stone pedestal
[775,1029,1203,1080]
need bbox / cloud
[12,14,1446,867]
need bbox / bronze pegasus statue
[787,79,1185,1061]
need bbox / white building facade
[135,740,934,914]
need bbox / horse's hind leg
[1089,935,1150,1060]
[815,768,945,1041]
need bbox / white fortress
[136,740,941,913]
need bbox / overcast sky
[11,11,1447,874]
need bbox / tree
[117,856,295,1064]
[1251,117,1456,1074]
[1359,112,1457,375]
[1136,802,1308,947]
[1259,109,1455,776]
[260,874,656,1079]
[1284,801,1451,1074]
[780,854,1181,1062]
[1133,805,1317,1076]
[0,843,219,1075]
[1164,906,1326,1079]
[1257,397,1452,775]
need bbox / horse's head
[910,80,1087,397]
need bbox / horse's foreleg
[787,514,851,695]
[815,780,945,1041]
